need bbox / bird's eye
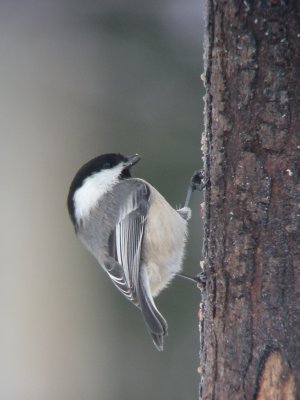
[103,162,111,169]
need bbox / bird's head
[67,153,141,226]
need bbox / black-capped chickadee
[67,153,204,351]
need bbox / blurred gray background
[0,1,205,399]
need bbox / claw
[183,169,208,208]
[176,272,206,287]
[191,169,204,186]
[196,271,206,288]
[191,170,209,192]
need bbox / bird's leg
[177,170,209,284]
[177,169,208,221]
[183,169,208,208]
[176,271,206,286]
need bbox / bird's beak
[124,154,142,168]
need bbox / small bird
[67,153,204,350]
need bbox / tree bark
[200,1,300,399]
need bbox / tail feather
[138,272,168,351]
[150,332,165,352]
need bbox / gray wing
[106,181,168,350]
[106,182,150,305]
[77,179,167,350]
[77,178,167,350]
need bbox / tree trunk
[200,1,300,399]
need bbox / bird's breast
[141,184,188,297]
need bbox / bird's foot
[190,169,209,192]
[176,271,206,287]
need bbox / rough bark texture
[200,1,300,399]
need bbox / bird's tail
[138,270,168,351]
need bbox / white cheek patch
[73,164,123,223]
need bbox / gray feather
[77,178,168,349]
[137,268,168,351]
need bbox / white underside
[140,182,188,297]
